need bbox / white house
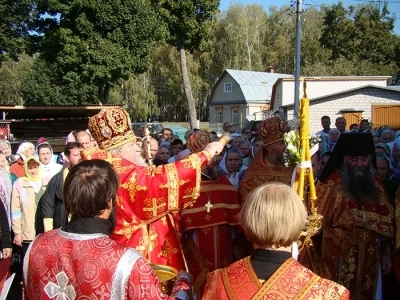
[270,76,391,112]
[208,68,292,133]
[280,85,400,134]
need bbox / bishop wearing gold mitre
[239,116,293,203]
[81,107,224,271]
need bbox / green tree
[33,0,164,104]
[21,57,99,105]
[320,2,396,65]
[0,54,34,104]
[152,0,220,128]
[0,0,34,62]
[109,74,159,121]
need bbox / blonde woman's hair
[239,182,307,248]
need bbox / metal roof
[280,84,400,108]
[225,69,293,101]
[0,104,121,120]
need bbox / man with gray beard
[319,132,393,300]
[180,131,241,298]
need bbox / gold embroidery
[204,214,211,221]
[116,194,122,207]
[149,226,158,250]
[161,216,168,226]
[201,227,212,234]
[121,172,147,202]
[114,217,142,240]
[200,183,237,193]
[165,163,179,209]
[145,165,163,176]
[185,217,192,224]
[143,198,166,218]
[158,238,178,262]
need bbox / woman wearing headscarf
[220,148,247,190]
[0,153,17,184]
[376,155,399,204]
[35,142,63,180]
[153,145,170,167]
[11,156,48,262]
[328,128,340,151]
[10,142,35,178]
[390,137,400,183]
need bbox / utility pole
[293,0,302,117]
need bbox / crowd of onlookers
[0,116,399,297]
[314,116,400,187]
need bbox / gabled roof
[209,69,292,104]
[280,84,400,109]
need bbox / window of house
[232,109,238,124]
[217,111,222,124]
[262,111,269,120]
[224,82,232,92]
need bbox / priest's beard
[341,162,380,205]
[108,207,117,233]
[202,165,220,180]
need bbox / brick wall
[285,87,400,134]
[274,78,389,111]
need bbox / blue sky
[220,0,400,34]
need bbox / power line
[352,0,400,3]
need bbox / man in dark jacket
[41,142,82,232]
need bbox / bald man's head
[76,131,91,149]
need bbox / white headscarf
[16,142,35,161]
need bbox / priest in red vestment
[180,131,241,296]
[318,132,393,299]
[24,160,193,299]
[81,107,224,271]
[239,116,293,203]
[298,179,355,281]
[202,182,349,300]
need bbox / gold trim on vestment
[222,266,237,300]
[165,163,179,210]
[200,183,237,193]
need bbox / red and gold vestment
[299,176,355,281]
[81,147,211,270]
[394,187,400,281]
[180,175,241,294]
[24,229,191,299]
[323,172,393,299]
[239,150,293,203]
[202,257,350,300]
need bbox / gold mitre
[88,107,136,151]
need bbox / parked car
[246,120,263,138]
[132,122,164,139]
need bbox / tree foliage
[20,56,99,105]
[0,0,35,62]
[1,2,400,119]
[0,54,33,104]
[33,0,164,103]
[152,0,220,128]
[320,1,396,64]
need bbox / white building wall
[285,88,400,135]
[275,78,389,111]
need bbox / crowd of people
[0,107,399,299]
